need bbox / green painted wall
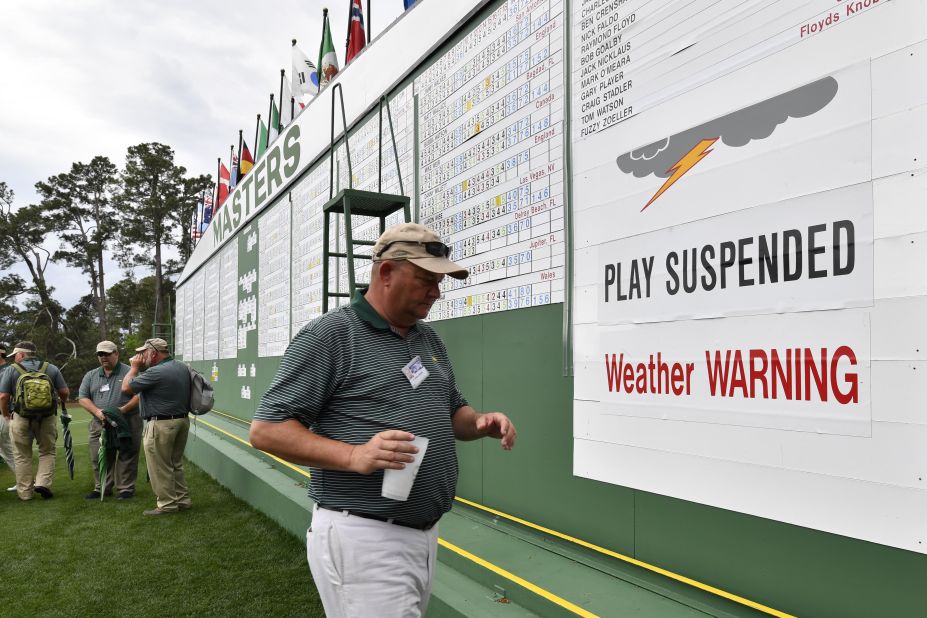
[431,303,927,618]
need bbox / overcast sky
[0,0,406,309]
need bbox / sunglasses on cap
[376,240,451,259]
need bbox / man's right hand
[347,430,419,475]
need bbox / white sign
[590,309,871,436]
[571,0,927,554]
[597,183,873,324]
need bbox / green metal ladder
[321,86,411,313]
[152,293,174,354]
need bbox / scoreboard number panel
[416,0,567,321]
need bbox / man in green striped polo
[251,222,517,618]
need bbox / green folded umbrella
[97,423,108,501]
[60,401,75,480]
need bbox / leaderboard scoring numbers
[417,0,566,321]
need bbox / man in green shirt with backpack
[0,341,69,500]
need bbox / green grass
[0,409,324,618]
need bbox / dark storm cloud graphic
[616,77,839,179]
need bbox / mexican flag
[317,10,339,89]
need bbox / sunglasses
[97,351,114,357]
[376,240,451,259]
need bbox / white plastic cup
[381,435,429,501]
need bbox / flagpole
[291,97,295,123]
[229,144,235,189]
[266,94,275,151]
[215,157,221,213]
[278,69,285,133]
[254,114,261,162]
[193,189,200,247]
[237,130,244,183]
[198,188,206,244]
[345,0,352,57]
[319,8,328,90]
[367,1,371,43]
[292,39,299,109]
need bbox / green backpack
[12,362,57,418]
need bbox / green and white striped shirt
[254,291,467,525]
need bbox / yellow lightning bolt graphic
[642,137,719,211]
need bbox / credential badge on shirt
[100,384,110,392]
[402,355,429,389]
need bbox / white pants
[307,505,439,618]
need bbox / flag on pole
[268,96,280,144]
[292,40,319,100]
[217,162,231,209]
[346,0,366,64]
[403,0,417,9]
[191,202,202,240]
[229,146,239,190]
[281,77,295,126]
[201,193,214,231]
[256,117,268,159]
[240,140,254,178]
[318,8,339,89]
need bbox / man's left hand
[476,412,517,450]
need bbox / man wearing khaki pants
[78,341,140,500]
[0,341,69,500]
[121,338,191,516]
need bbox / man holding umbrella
[78,341,140,500]
[0,341,69,500]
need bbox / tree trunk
[96,250,107,337]
[154,233,163,325]
[93,194,108,337]
[22,249,58,333]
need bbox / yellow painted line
[210,409,251,425]
[439,538,598,617]
[200,411,789,617]
[454,497,794,618]
[195,417,310,479]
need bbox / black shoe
[85,491,102,500]
[117,491,135,500]
[35,486,53,499]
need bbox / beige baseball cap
[135,338,170,353]
[371,223,468,280]
[96,341,118,354]
[8,341,37,356]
